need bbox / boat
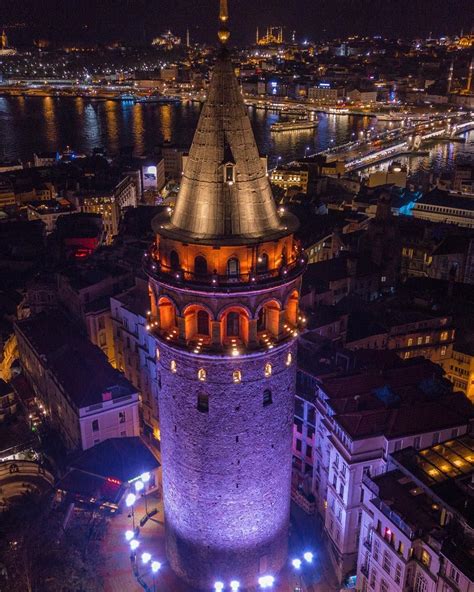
[270,118,318,132]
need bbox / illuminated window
[225,164,234,183]
[226,312,240,337]
[425,336,431,344]
[417,337,423,345]
[197,392,209,413]
[264,363,272,377]
[227,257,240,278]
[263,389,273,406]
[198,368,207,382]
[194,255,207,276]
[441,331,448,341]
[441,346,447,357]
[170,360,177,373]
[257,253,269,273]
[170,250,180,271]
[232,370,241,384]
[286,352,293,366]
[408,338,413,346]
[420,550,431,567]
[156,347,160,360]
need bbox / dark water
[0,95,384,163]
[0,96,472,172]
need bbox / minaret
[447,61,454,94]
[186,28,190,48]
[0,30,7,50]
[256,26,259,44]
[145,1,305,589]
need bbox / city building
[15,311,140,451]
[271,165,309,194]
[293,353,473,583]
[143,5,306,588]
[110,280,160,444]
[26,199,75,234]
[0,379,17,423]
[412,189,474,229]
[356,435,474,592]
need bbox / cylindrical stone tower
[145,3,306,588]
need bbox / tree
[0,493,104,592]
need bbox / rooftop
[15,311,136,409]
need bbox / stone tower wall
[156,338,297,589]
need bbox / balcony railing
[144,252,307,292]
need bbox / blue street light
[303,551,314,563]
[292,558,302,569]
[214,583,224,592]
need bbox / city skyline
[2,0,473,45]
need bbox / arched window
[170,250,180,271]
[194,256,208,277]
[198,368,207,382]
[233,370,242,384]
[263,389,273,406]
[226,312,240,337]
[257,253,269,273]
[225,164,235,183]
[227,257,240,278]
[257,307,267,332]
[264,363,272,378]
[170,360,177,373]
[286,352,293,366]
[197,310,210,336]
[197,392,209,413]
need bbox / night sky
[2,0,471,45]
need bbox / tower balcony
[143,249,307,293]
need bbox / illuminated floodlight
[135,480,144,493]
[125,493,136,507]
[124,530,134,541]
[230,581,240,591]
[214,583,224,592]
[291,558,302,569]
[151,561,161,573]
[303,551,314,563]
[130,539,140,551]
[141,552,151,564]
[258,575,275,588]
[141,472,151,483]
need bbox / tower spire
[218,0,230,45]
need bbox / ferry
[270,118,318,133]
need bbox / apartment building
[15,311,140,451]
[293,353,473,583]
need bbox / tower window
[263,389,273,406]
[170,250,180,271]
[197,310,210,335]
[286,352,293,366]
[198,368,207,382]
[225,164,235,183]
[233,370,242,384]
[257,253,269,273]
[227,257,240,278]
[226,312,240,337]
[194,256,208,276]
[264,363,272,377]
[156,347,160,360]
[197,392,209,413]
[170,360,177,373]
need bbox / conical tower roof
[164,50,293,243]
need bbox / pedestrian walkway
[100,495,339,592]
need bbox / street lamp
[130,539,140,551]
[230,581,240,591]
[126,492,137,529]
[151,561,161,592]
[291,558,302,569]
[125,530,134,542]
[214,583,225,592]
[258,575,275,588]
[303,551,314,563]
[142,552,151,564]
